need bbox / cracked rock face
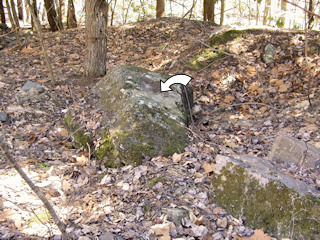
[89,65,193,167]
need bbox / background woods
[0,0,319,30]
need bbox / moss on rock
[64,111,93,152]
[211,161,320,239]
[90,65,191,168]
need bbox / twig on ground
[0,138,72,240]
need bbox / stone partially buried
[89,65,193,167]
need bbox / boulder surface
[89,65,192,167]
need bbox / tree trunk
[10,0,20,27]
[203,0,215,22]
[263,0,271,25]
[17,0,23,20]
[85,0,107,77]
[220,0,225,25]
[255,2,259,25]
[5,0,16,28]
[280,0,286,10]
[67,0,77,28]
[308,0,314,29]
[110,0,117,26]
[156,0,164,18]
[31,0,38,30]
[44,0,60,32]
[54,0,63,29]
[0,0,5,23]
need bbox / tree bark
[0,0,5,23]
[156,0,165,18]
[17,0,23,20]
[67,0,77,28]
[10,0,20,27]
[31,0,38,30]
[220,0,225,25]
[203,0,216,23]
[44,0,60,32]
[308,0,314,29]
[54,0,63,29]
[5,0,16,28]
[85,0,108,77]
[263,0,271,25]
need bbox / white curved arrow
[160,74,192,92]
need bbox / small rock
[191,225,208,237]
[251,137,260,145]
[52,235,62,240]
[162,207,189,226]
[0,112,8,122]
[262,44,276,63]
[22,80,45,93]
[212,232,224,240]
[99,232,115,240]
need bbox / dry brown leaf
[57,127,69,138]
[282,127,294,133]
[198,95,211,103]
[306,124,318,131]
[202,162,215,174]
[223,95,235,103]
[278,83,290,92]
[225,140,238,149]
[234,228,273,240]
[172,153,183,163]
[152,156,168,162]
[76,155,88,165]
[150,223,171,240]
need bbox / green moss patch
[188,29,263,71]
[64,111,93,152]
[211,162,320,239]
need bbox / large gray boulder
[211,154,320,239]
[88,65,192,167]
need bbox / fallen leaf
[306,124,318,131]
[76,155,88,165]
[202,162,215,174]
[150,223,172,240]
[223,95,235,103]
[234,228,273,240]
[172,153,183,163]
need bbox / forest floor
[0,17,320,239]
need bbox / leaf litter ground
[0,18,319,239]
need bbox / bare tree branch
[283,0,320,19]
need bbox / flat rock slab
[268,134,320,168]
[212,154,320,239]
[88,65,192,167]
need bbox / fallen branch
[0,138,72,239]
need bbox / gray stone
[268,134,320,168]
[22,81,45,93]
[262,44,276,63]
[162,207,189,226]
[211,232,224,240]
[211,154,320,239]
[88,65,193,167]
[0,112,8,122]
